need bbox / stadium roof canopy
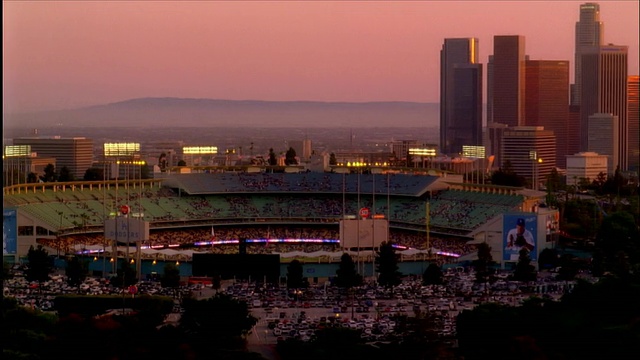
[162,172,444,197]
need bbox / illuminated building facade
[501,127,556,189]
[628,75,639,171]
[525,60,570,168]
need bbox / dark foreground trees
[65,256,88,287]
[334,253,362,288]
[286,259,308,289]
[26,245,54,287]
[422,263,444,285]
[109,260,137,288]
[457,277,640,360]
[180,293,258,354]
[2,292,267,360]
[377,241,402,288]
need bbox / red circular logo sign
[120,205,130,215]
[359,207,370,218]
[128,285,138,294]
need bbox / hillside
[3,98,439,129]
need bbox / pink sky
[3,1,639,113]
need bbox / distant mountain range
[3,97,439,129]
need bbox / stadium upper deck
[162,172,440,196]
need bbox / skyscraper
[628,75,639,171]
[580,45,628,170]
[572,2,604,106]
[440,38,482,155]
[525,60,570,168]
[486,55,495,125]
[491,35,526,127]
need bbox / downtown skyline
[3,1,639,116]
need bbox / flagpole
[357,170,361,276]
[426,201,431,259]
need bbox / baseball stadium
[3,171,542,280]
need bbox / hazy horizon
[2,98,442,129]
[3,1,639,118]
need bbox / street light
[536,158,543,191]
[529,151,543,190]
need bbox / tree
[26,245,53,285]
[180,293,258,352]
[42,163,56,182]
[596,211,640,276]
[512,249,537,282]
[593,171,607,194]
[2,297,57,359]
[422,263,443,285]
[285,147,298,165]
[286,259,308,289]
[2,261,13,288]
[334,253,362,288]
[376,242,402,288]
[538,248,559,271]
[161,263,181,288]
[27,172,39,183]
[556,254,579,281]
[329,152,337,166]
[58,166,75,182]
[140,163,151,179]
[83,167,104,181]
[65,256,88,287]
[110,260,137,288]
[473,242,495,283]
[268,148,277,166]
[158,152,169,172]
[490,160,526,187]
[545,168,564,206]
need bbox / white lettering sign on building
[104,218,149,242]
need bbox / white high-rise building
[566,152,608,186]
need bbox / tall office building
[13,137,94,179]
[486,55,495,125]
[580,45,628,169]
[491,35,526,127]
[587,113,619,174]
[572,2,604,106]
[628,75,639,171]
[486,123,509,170]
[525,60,570,168]
[440,38,482,155]
[501,127,556,190]
[567,105,582,163]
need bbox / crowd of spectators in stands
[38,225,475,262]
[14,180,522,237]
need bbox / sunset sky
[3,1,639,113]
